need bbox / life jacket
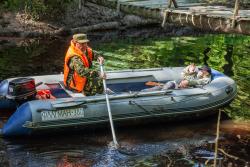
[36,90,56,100]
[64,40,93,92]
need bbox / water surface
[0,34,249,166]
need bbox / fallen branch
[160,154,172,167]
[0,20,160,38]
[71,21,120,33]
[218,148,239,160]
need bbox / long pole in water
[100,65,119,149]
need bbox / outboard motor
[0,78,37,107]
[7,78,37,104]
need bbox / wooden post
[163,0,178,27]
[167,0,172,8]
[167,0,178,9]
[172,0,178,8]
[79,0,82,10]
[117,0,121,13]
[232,0,240,28]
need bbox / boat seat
[58,81,86,98]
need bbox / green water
[0,33,250,167]
[95,35,250,120]
[0,34,249,120]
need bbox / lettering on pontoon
[41,108,85,121]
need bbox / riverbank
[1,0,249,38]
[0,0,220,38]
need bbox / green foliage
[0,0,72,20]
[95,35,250,120]
[25,0,47,20]
[0,0,22,10]
[0,35,249,120]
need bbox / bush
[0,0,72,20]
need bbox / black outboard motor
[0,78,37,108]
[6,78,37,104]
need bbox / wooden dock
[86,0,250,35]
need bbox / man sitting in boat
[181,63,197,80]
[178,65,212,88]
[64,33,105,96]
[143,64,212,91]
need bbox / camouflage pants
[84,71,104,96]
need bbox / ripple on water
[0,120,249,166]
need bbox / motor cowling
[6,78,37,103]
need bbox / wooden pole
[100,65,119,149]
[232,0,240,28]
[213,110,221,167]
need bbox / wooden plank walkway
[87,0,250,35]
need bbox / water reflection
[0,119,215,166]
[1,118,249,166]
[94,35,250,120]
[0,34,250,166]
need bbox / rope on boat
[129,100,156,116]
[48,83,235,110]
[24,89,236,129]
[110,83,236,109]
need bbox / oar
[100,64,119,149]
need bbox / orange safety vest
[64,40,93,92]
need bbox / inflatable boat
[0,67,237,137]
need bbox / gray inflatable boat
[0,67,237,136]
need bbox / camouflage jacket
[188,72,211,86]
[66,50,102,86]
[181,66,197,81]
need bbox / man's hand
[99,71,106,80]
[179,80,189,88]
[97,56,104,65]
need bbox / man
[179,65,212,88]
[181,63,197,80]
[64,33,105,96]
[142,64,212,91]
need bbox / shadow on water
[0,116,249,166]
[0,33,250,166]
[0,118,220,166]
